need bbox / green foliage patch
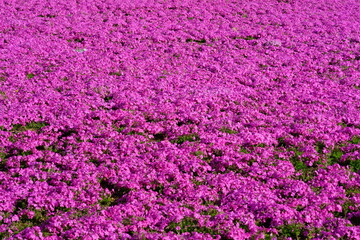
[26,73,35,79]
[219,127,238,134]
[200,208,219,218]
[172,134,200,144]
[10,121,49,132]
[164,216,222,236]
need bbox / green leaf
[26,73,35,79]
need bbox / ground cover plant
[0,0,360,239]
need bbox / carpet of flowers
[0,0,360,239]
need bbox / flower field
[0,0,360,239]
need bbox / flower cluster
[0,0,359,239]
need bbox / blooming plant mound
[1,0,360,239]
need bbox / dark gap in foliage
[54,162,69,170]
[222,164,250,176]
[329,58,340,65]
[37,14,56,18]
[350,215,360,226]
[151,181,164,194]
[2,148,33,163]
[289,132,300,137]
[48,144,67,156]
[338,120,360,129]
[153,132,167,142]
[0,155,7,171]
[99,179,131,205]
[242,35,261,40]
[46,177,58,186]
[145,115,162,123]
[36,144,67,156]
[15,198,28,211]
[20,159,28,168]
[58,129,78,139]
[276,137,288,148]
[89,158,101,167]
[315,141,326,154]
[73,37,85,43]
[259,64,269,68]
[201,198,221,206]
[195,39,206,44]
[256,218,272,228]
[177,119,194,126]
[12,172,20,177]
[113,124,126,132]
[109,72,122,76]
[212,149,224,157]
[332,158,360,173]
[21,150,33,156]
[102,149,112,155]
[186,38,206,44]
[296,205,306,211]
[54,87,63,92]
